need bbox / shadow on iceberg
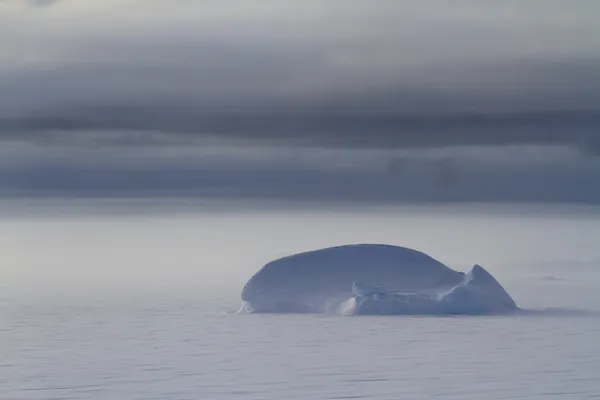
[240,244,518,315]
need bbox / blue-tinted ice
[241,244,518,315]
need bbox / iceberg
[240,244,518,315]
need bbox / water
[2,203,600,399]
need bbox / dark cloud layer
[1,143,600,205]
[2,106,600,153]
[2,1,600,150]
[3,158,600,205]
[2,1,600,204]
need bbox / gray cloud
[1,1,600,149]
[28,0,60,7]
[1,142,600,205]
[2,1,600,204]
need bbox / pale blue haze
[2,203,600,399]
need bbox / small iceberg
[240,244,518,315]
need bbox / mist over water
[2,202,600,398]
[3,202,600,399]
[3,201,600,305]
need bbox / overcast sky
[2,1,600,204]
[2,1,600,144]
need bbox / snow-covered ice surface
[241,244,518,315]
[2,203,600,399]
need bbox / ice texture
[241,244,517,315]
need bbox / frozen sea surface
[2,289,600,400]
[2,203,600,399]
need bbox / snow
[240,244,518,315]
[351,282,387,298]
